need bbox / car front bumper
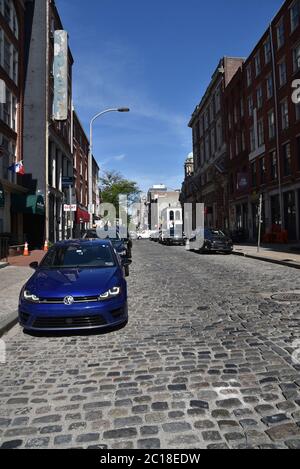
[18,298,128,332]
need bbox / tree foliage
[100,170,141,220]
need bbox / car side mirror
[122,258,132,267]
[29,262,39,270]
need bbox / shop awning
[11,194,45,216]
[76,207,90,224]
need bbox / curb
[0,312,18,337]
[0,262,9,270]
[233,250,300,270]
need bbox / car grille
[32,315,107,329]
[38,296,99,304]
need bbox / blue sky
[56,0,283,192]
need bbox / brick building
[225,0,300,241]
[0,0,26,243]
[184,57,244,230]
[72,110,90,235]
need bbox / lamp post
[88,108,130,228]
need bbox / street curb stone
[232,250,300,270]
[0,310,18,337]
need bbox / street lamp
[88,107,130,227]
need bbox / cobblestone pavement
[1,240,300,449]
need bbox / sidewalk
[0,250,45,336]
[233,243,300,269]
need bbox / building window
[0,1,18,39]
[235,135,239,156]
[205,135,210,160]
[259,157,266,184]
[247,95,253,117]
[266,74,273,99]
[256,86,263,109]
[234,104,238,124]
[270,151,278,180]
[251,161,257,187]
[278,60,287,86]
[292,43,300,72]
[240,98,244,117]
[246,65,252,87]
[200,142,204,165]
[250,126,255,152]
[258,119,264,147]
[277,17,285,49]
[281,99,289,130]
[290,0,300,32]
[241,131,246,152]
[254,52,261,76]
[264,37,272,64]
[210,128,215,155]
[283,143,292,176]
[216,118,222,148]
[199,117,203,137]
[268,110,275,140]
[215,87,221,113]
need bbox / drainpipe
[270,23,284,229]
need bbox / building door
[284,191,297,240]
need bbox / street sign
[64,204,76,212]
[62,177,73,188]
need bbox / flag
[8,161,25,175]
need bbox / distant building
[147,185,181,230]
[182,57,244,230]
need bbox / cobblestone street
[1,240,300,449]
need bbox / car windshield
[206,229,225,238]
[40,244,116,269]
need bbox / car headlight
[119,250,127,256]
[98,286,121,301]
[23,290,40,303]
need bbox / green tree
[100,170,141,223]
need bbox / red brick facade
[225,0,300,241]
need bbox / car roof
[53,239,113,247]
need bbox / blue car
[18,239,129,332]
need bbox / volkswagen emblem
[64,296,74,306]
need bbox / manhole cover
[271,293,300,302]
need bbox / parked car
[160,225,186,246]
[189,228,233,254]
[150,230,160,241]
[18,239,130,333]
[83,229,132,275]
[137,230,152,239]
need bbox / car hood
[25,267,121,298]
[209,236,232,242]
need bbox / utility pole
[257,194,263,253]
